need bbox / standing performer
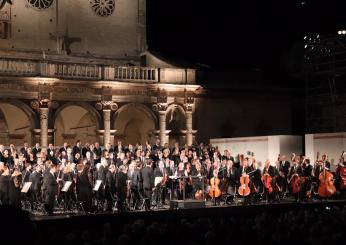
[44,163,59,215]
[140,159,153,211]
[76,162,93,213]
[105,164,116,211]
[116,165,128,212]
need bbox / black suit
[32,147,41,158]
[76,171,93,212]
[116,171,128,212]
[140,166,153,210]
[105,171,116,211]
[44,172,58,214]
[29,171,42,203]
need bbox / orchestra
[0,140,345,215]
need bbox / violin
[261,173,273,194]
[208,177,221,198]
[318,161,336,198]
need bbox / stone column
[39,107,49,148]
[186,110,193,146]
[103,109,111,147]
[159,111,167,146]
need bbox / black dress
[0,174,10,205]
[76,171,93,212]
[9,175,22,208]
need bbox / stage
[31,199,346,224]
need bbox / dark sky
[147,0,346,75]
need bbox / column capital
[95,101,118,111]
[152,103,167,113]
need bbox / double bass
[318,161,336,198]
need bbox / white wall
[211,135,302,169]
[306,132,346,171]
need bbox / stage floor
[30,198,346,222]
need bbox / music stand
[21,182,32,193]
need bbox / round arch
[52,102,102,146]
[166,103,186,146]
[113,103,157,145]
[0,100,38,146]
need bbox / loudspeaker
[170,200,205,210]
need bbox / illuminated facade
[0,0,200,147]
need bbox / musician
[76,162,93,213]
[262,160,278,201]
[153,160,168,206]
[1,149,14,168]
[250,159,262,195]
[128,161,141,209]
[82,143,90,158]
[140,159,153,211]
[20,141,30,160]
[288,158,304,202]
[114,140,124,155]
[93,142,102,164]
[47,144,55,160]
[44,163,59,215]
[59,142,69,154]
[72,140,82,160]
[277,155,290,193]
[9,170,22,208]
[30,143,39,160]
[0,165,10,205]
[96,157,108,206]
[105,164,116,211]
[29,164,43,204]
[116,165,128,212]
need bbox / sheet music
[21,182,32,193]
[154,177,163,186]
[93,180,102,191]
[61,181,72,192]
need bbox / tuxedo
[44,172,58,215]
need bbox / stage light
[338,30,346,35]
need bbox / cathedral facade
[0,0,200,147]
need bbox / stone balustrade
[0,57,196,84]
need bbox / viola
[261,173,273,194]
[238,173,250,196]
[209,177,221,198]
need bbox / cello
[261,173,273,194]
[318,160,336,198]
[209,169,221,198]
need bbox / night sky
[147,0,346,84]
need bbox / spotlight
[338,30,346,35]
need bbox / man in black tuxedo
[44,163,58,215]
[128,161,141,209]
[20,141,30,160]
[59,142,69,154]
[278,155,290,193]
[105,164,116,211]
[32,143,41,160]
[116,165,128,212]
[29,165,42,204]
[140,159,153,210]
[72,140,82,160]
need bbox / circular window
[27,0,54,10]
[90,0,115,17]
